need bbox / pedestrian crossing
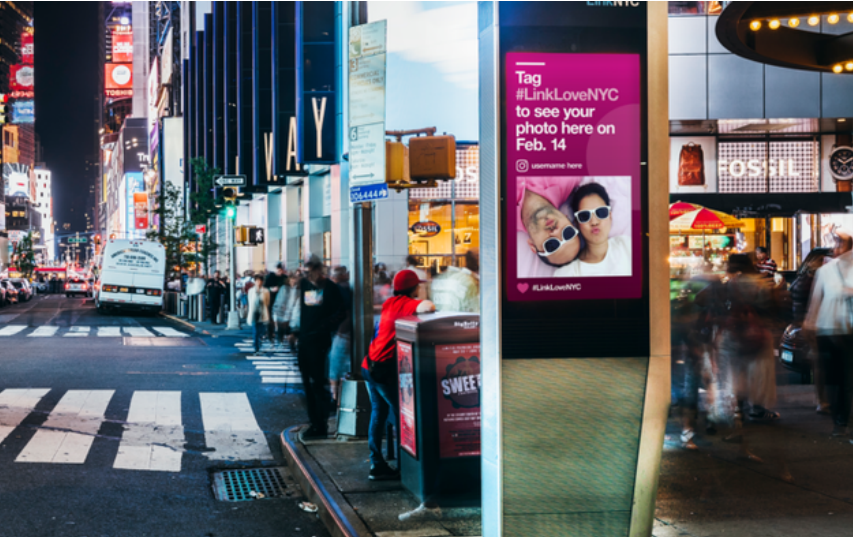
[234,339,303,387]
[0,325,190,338]
[0,388,274,472]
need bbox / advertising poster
[397,341,417,458]
[436,343,481,459]
[20,32,33,64]
[133,192,149,230]
[112,26,134,63]
[9,64,33,91]
[105,63,133,98]
[506,52,642,301]
[12,101,34,124]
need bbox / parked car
[2,281,19,305]
[6,278,33,302]
[65,277,93,298]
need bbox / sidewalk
[280,426,482,537]
[159,312,253,339]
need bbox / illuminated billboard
[21,32,33,64]
[111,26,133,63]
[9,65,33,91]
[3,164,30,200]
[105,63,133,98]
[11,101,34,124]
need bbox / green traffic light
[225,206,236,219]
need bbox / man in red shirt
[362,270,435,480]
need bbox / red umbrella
[669,201,703,221]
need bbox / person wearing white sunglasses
[554,182,631,277]
[517,176,583,268]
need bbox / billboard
[148,58,160,157]
[9,65,34,91]
[11,101,34,124]
[3,164,30,199]
[105,63,133,98]
[506,52,642,302]
[133,192,149,230]
[21,32,34,64]
[160,28,173,84]
[111,26,133,63]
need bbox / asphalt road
[0,294,329,537]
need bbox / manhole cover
[212,467,292,502]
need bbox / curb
[159,313,200,333]
[281,426,371,537]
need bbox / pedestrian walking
[264,263,287,342]
[362,269,435,480]
[205,271,225,324]
[329,266,353,403]
[754,246,777,278]
[805,234,853,436]
[791,249,831,414]
[247,275,270,355]
[297,256,345,440]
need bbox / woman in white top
[554,182,631,277]
[247,274,271,355]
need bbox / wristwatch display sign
[830,133,853,192]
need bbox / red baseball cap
[393,269,421,292]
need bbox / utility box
[395,312,480,505]
[409,135,456,180]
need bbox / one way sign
[214,174,247,187]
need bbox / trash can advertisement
[397,341,417,458]
[506,52,642,302]
[436,343,481,458]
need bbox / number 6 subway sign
[506,53,642,302]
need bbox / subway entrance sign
[478,3,669,536]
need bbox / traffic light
[225,205,236,219]
[94,235,101,246]
[409,135,456,180]
[0,95,6,125]
[386,141,406,183]
[222,187,238,201]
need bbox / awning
[669,193,853,217]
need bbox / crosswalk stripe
[29,326,59,337]
[259,370,302,376]
[256,365,299,371]
[124,327,155,337]
[64,326,90,337]
[0,325,27,336]
[16,390,114,464]
[252,362,289,366]
[114,391,184,472]
[151,327,188,338]
[0,388,51,444]
[199,393,273,461]
[97,327,122,337]
[262,377,301,384]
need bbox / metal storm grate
[212,467,290,502]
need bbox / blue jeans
[253,321,266,353]
[362,366,399,466]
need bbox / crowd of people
[672,236,853,468]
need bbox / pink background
[506,52,642,302]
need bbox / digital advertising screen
[505,52,642,302]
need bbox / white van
[95,239,166,314]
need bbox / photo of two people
[516,176,632,279]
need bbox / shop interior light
[808,15,820,26]
[788,17,800,28]
[749,20,762,31]
[769,19,781,29]
[828,13,840,24]
[839,119,847,123]
[833,64,844,73]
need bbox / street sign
[349,183,389,203]
[68,237,88,244]
[194,224,207,235]
[248,227,265,245]
[214,174,247,187]
[348,20,387,201]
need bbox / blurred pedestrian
[430,249,480,313]
[791,249,830,414]
[329,266,353,403]
[754,246,777,278]
[205,271,225,324]
[805,234,853,436]
[362,269,435,480]
[297,255,345,440]
[264,263,287,342]
[247,274,270,356]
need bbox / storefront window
[668,1,723,16]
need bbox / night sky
[34,2,100,233]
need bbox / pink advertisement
[506,53,642,301]
[397,341,417,458]
[436,343,481,459]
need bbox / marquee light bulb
[834,64,844,74]
[828,13,840,24]
[848,13,853,23]
[769,19,781,29]
[808,15,820,26]
[788,17,800,28]
[846,62,853,71]
[750,20,762,31]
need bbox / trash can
[394,312,481,506]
